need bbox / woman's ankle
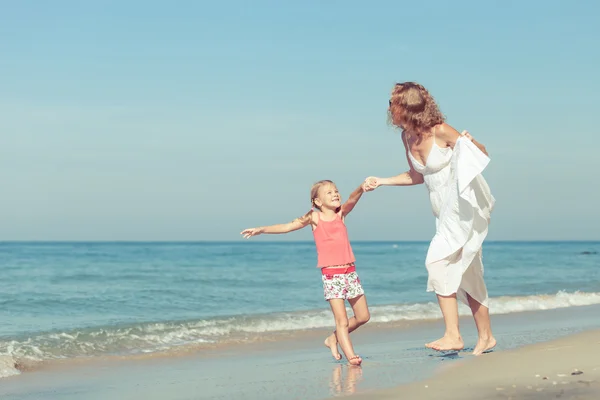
[443,331,463,340]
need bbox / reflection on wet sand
[329,364,363,396]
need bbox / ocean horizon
[1,240,599,244]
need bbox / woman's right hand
[363,177,380,192]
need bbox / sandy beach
[350,329,600,400]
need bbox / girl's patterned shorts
[321,264,365,301]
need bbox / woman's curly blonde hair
[388,82,445,137]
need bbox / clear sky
[1,0,598,241]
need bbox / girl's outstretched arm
[241,211,313,239]
[341,183,366,217]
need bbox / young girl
[241,179,371,366]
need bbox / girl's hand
[363,177,380,192]
[240,227,263,239]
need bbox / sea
[0,241,599,381]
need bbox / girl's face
[314,183,341,211]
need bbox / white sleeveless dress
[407,135,495,307]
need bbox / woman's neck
[406,129,433,142]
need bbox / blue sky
[1,0,598,241]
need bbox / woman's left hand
[461,130,474,141]
[461,130,488,156]
[363,177,380,191]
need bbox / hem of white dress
[426,287,490,308]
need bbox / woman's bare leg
[467,293,496,355]
[425,293,465,351]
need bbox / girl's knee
[335,317,349,329]
[357,312,370,325]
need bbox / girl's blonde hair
[388,82,445,136]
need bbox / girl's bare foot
[348,355,362,366]
[324,334,342,360]
[473,336,496,356]
[425,335,464,351]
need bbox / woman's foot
[473,336,496,356]
[425,335,464,351]
[347,355,362,366]
[324,334,342,360]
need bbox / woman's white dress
[407,136,495,307]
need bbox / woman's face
[388,98,403,127]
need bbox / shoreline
[5,316,439,377]
[349,329,600,400]
[1,305,599,399]
[2,303,590,377]
[4,291,600,379]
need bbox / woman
[364,82,496,356]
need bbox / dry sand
[348,329,600,400]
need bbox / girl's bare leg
[328,299,361,364]
[467,293,496,355]
[324,295,370,360]
[425,293,465,351]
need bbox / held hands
[240,227,263,239]
[363,177,380,192]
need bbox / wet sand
[350,329,600,400]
